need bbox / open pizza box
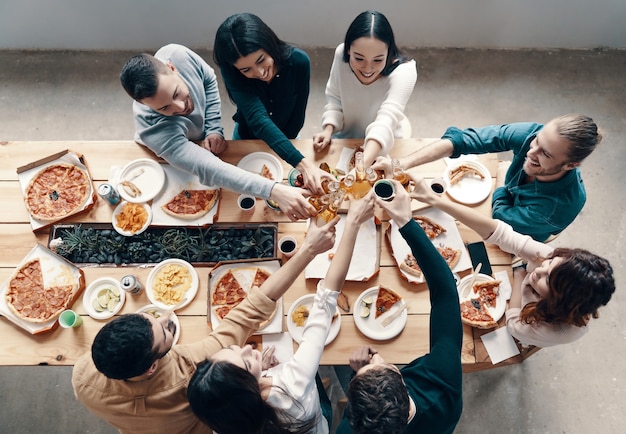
[16,149,97,232]
[0,243,86,335]
[208,258,283,335]
[386,207,472,284]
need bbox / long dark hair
[342,10,410,76]
[521,248,615,326]
[188,359,318,434]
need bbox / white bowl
[82,277,126,320]
[146,259,199,310]
[112,201,152,236]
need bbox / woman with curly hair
[410,174,615,347]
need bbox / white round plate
[146,259,199,310]
[237,152,284,182]
[353,287,407,341]
[112,201,152,236]
[136,304,181,345]
[457,273,505,322]
[117,158,165,203]
[82,277,126,320]
[444,160,492,205]
[287,294,341,346]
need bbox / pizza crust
[161,189,219,220]
[375,285,402,318]
[460,299,497,329]
[414,215,447,239]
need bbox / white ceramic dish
[237,152,284,182]
[117,158,166,203]
[353,286,407,341]
[135,304,181,345]
[146,259,199,310]
[457,273,505,323]
[444,160,492,205]
[287,294,341,346]
[112,201,152,236]
[82,277,126,320]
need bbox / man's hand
[374,179,413,227]
[202,133,227,155]
[269,184,317,221]
[313,125,334,152]
[262,345,280,370]
[370,155,393,177]
[299,215,340,257]
[346,190,375,226]
[349,346,378,372]
[296,158,334,195]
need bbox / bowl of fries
[146,259,199,311]
[112,201,152,236]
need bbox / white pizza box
[208,258,283,335]
[109,163,221,226]
[0,243,86,335]
[16,150,97,232]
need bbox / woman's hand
[346,190,375,226]
[370,156,393,177]
[262,345,280,370]
[202,133,227,155]
[269,184,317,221]
[300,215,340,257]
[296,158,334,196]
[313,125,334,152]
[373,179,413,227]
[407,174,439,205]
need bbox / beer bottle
[392,159,411,191]
[351,151,372,199]
[317,190,345,224]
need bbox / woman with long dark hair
[214,13,331,195]
[313,10,418,166]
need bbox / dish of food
[237,152,284,182]
[146,259,199,310]
[444,160,492,205]
[286,294,341,346]
[353,286,407,341]
[117,159,166,203]
[82,277,125,320]
[457,273,505,328]
[136,304,181,345]
[112,201,152,236]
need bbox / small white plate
[444,160,492,205]
[353,287,407,341]
[457,273,505,323]
[136,304,181,345]
[287,294,341,346]
[237,152,284,182]
[117,158,166,203]
[112,201,152,236]
[82,277,126,320]
[146,259,199,310]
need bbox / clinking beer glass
[392,159,412,191]
[317,189,346,224]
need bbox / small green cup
[59,309,83,328]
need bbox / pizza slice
[473,280,501,308]
[399,253,422,279]
[436,245,461,270]
[414,215,447,239]
[161,189,219,220]
[449,163,485,186]
[214,305,233,320]
[375,285,402,318]
[460,298,497,329]
[252,268,270,289]
[260,164,274,180]
[211,270,247,306]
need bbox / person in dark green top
[337,179,463,434]
[213,13,331,195]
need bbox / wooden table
[0,138,532,371]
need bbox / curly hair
[342,10,411,76]
[521,248,615,327]
[91,314,159,380]
[187,359,318,434]
[119,53,171,101]
[345,366,409,434]
[552,114,602,163]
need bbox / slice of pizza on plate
[448,163,486,186]
[161,189,219,220]
[374,285,402,319]
[413,215,447,239]
[460,298,497,329]
[260,164,274,180]
[473,280,501,308]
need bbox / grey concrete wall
[1,0,625,50]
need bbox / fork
[381,300,408,327]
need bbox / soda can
[120,274,143,295]
[98,183,121,205]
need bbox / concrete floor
[1,47,625,433]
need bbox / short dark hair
[342,10,410,76]
[345,366,410,434]
[521,248,615,327]
[553,114,602,163]
[213,13,291,71]
[91,314,159,380]
[188,359,317,434]
[119,53,170,101]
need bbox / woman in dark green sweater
[338,179,463,434]
[214,13,330,195]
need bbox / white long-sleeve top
[321,44,417,155]
[264,282,337,433]
[485,220,588,347]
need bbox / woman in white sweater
[313,10,417,166]
[409,175,614,348]
[187,193,375,433]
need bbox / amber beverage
[317,190,345,224]
[392,159,411,191]
[340,174,355,194]
[351,151,372,199]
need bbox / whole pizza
[161,189,219,220]
[24,163,92,222]
[5,258,78,323]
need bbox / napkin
[335,146,356,174]
[480,327,520,364]
[494,270,512,300]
